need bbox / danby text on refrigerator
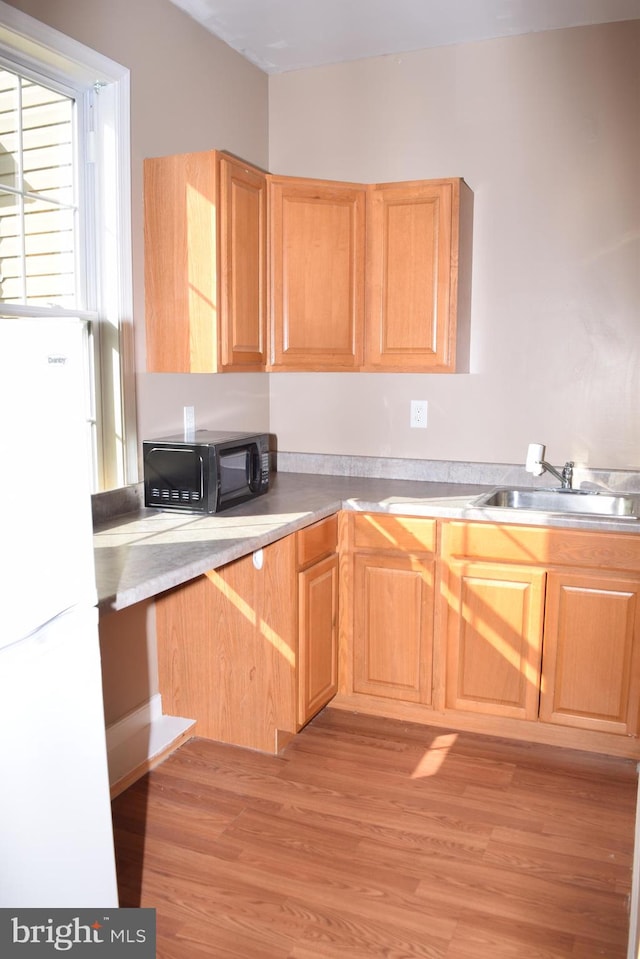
[0,317,118,907]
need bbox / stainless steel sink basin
[471,487,640,519]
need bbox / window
[0,71,75,305]
[0,1,134,492]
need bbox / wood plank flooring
[111,708,638,958]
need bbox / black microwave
[143,430,270,514]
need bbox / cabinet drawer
[352,513,437,554]
[297,514,338,568]
[443,521,640,572]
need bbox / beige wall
[269,21,640,470]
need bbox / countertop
[94,471,640,614]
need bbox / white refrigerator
[0,317,119,907]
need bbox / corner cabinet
[155,536,297,753]
[155,519,340,754]
[365,178,473,373]
[441,521,640,742]
[269,176,366,371]
[144,150,267,372]
[268,174,472,373]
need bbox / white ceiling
[169,0,640,74]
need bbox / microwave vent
[149,485,200,504]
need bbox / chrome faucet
[542,460,574,489]
[525,444,574,489]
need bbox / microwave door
[146,446,204,508]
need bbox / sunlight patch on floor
[411,732,458,778]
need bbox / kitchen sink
[471,487,640,519]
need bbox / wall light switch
[410,400,428,429]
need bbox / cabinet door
[298,554,339,727]
[269,176,365,370]
[353,551,434,704]
[219,154,267,370]
[365,178,470,372]
[144,150,266,372]
[540,570,640,736]
[445,561,546,719]
[156,536,297,753]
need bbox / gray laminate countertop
[94,471,640,614]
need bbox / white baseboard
[106,695,195,793]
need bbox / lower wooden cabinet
[540,569,640,736]
[297,516,339,727]
[441,521,640,742]
[156,518,339,753]
[445,560,545,719]
[156,535,297,753]
[353,551,434,704]
[344,512,437,707]
[155,510,640,758]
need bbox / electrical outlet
[183,405,195,438]
[410,400,428,429]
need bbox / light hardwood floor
[111,708,637,958]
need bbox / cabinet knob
[252,549,264,570]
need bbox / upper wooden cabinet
[269,174,472,373]
[144,150,267,372]
[269,176,366,371]
[365,178,473,372]
[144,149,472,374]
